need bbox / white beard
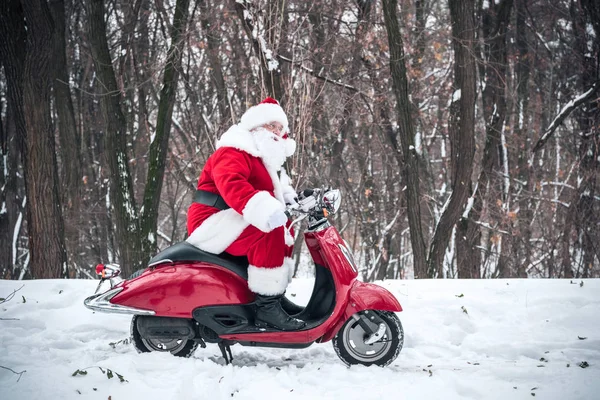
[252,128,288,170]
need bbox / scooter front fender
[319,280,402,343]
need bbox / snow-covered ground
[1,278,598,400]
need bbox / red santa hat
[239,97,289,135]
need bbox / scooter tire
[333,310,403,367]
[130,315,198,358]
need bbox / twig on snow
[0,285,25,305]
[0,365,27,382]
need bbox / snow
[452,89,461,103]
[501,120,510,203]
[1,279,599,400]
[12,209,23,266]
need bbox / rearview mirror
[323,189,342,214]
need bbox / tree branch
[532,81,599,153]
[278,55,359,92]
[0,284,24,305]
[0,365,27,382]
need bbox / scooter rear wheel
[130,315,198,358]
[333,310,403,367]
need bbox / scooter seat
[148,242,249,279]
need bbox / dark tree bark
[0,95,9,278]
[139,0,190,260]
[199,0,230,127]
[49,0,83,272]
[21,0,69,278]
[49,0,81,206]
[382,0,428,278]
[88,0,141,277]
[511,0,534,277]
[307,9,333,159]
[0,0,27,278]
[330,0,371,184]
[429,0,476,278]
[458,0,513,278]
[571,0,600,278]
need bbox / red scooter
[85,188,404,366]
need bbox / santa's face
[252,126,296,169]
[261,122,285,137]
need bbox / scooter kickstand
[218,341,234,365]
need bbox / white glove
[283,189,298,206]
[267,210,288,230]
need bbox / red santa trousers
[224,223,295,296]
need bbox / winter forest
[0,0,599,281]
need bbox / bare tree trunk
[88,0,141,277]
[139,0,190,260]
[199,0,230,127]
[382,0,428,278]
[49,0,83,273]
[428,0,476,278]
[22,0,69,278]
[571,0,600,278]
[307,8,337,164]
[510,0,533,278]
[458,0,513,278]
[0,0,27,278]
[0,96,10,278]
[330,1,371,185]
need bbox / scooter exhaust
[136,316,196,340]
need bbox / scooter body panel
[219,225,359,344]
[305,228,358,286]
[105,220,402,347]
[218,283,352,343]
[111,263,253,318]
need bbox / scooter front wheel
[333,310,403,367]
[130,315,198,358]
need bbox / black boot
[255,294,306,330]
[280,293,304,316]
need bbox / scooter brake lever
[290,213,308,228]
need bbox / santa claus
[186,97,305,330]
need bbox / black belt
[194,190,230,210]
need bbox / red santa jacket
[186,125,293,254]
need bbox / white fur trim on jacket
[283,256,295,283]
[239,103,289,133]
[216,125,261,158]
[186,209,249,254]
[242,191,285,232]
[247,264,290,295]
[216,125,287,204]
[265,165,285,204]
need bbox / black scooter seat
[148,242,249,279]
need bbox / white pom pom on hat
[239,97,289,134]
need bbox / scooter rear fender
[318,280,402,343]
[109,263,253,317]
